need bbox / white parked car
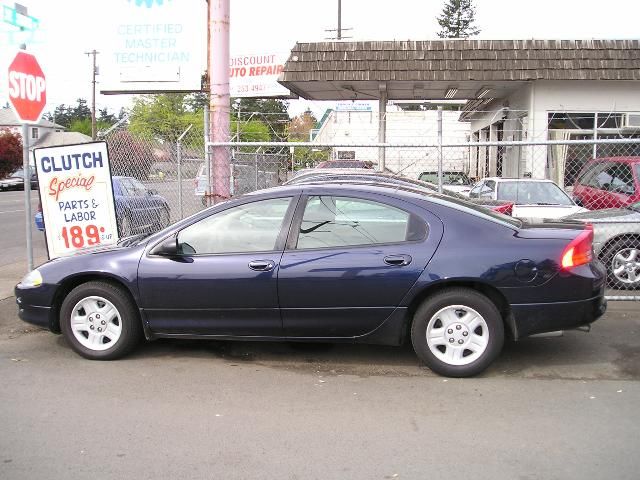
[468,178,588,219]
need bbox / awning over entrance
[278,39,640,102]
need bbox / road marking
[0,209,25,214]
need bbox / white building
[313,104,470,176]
[279,39,640,186]
[0,107,65,147]
[464,80,640,185]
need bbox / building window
[547,112,640,187]
[31,128,39,139]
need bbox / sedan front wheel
[411,288,504,377]
[60,281,142,360]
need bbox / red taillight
[492,202,513,216]
[561,224,593,269]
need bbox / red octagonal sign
[7,51,47,123]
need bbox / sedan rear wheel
[60,281,142,360]
[604,240,640,289]
[411,288,504,377]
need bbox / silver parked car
[565,203,640,289]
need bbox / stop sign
[7,51,47,123]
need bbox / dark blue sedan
[35,176,170,235]
[15,182,606,377]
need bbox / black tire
[59,281,142,360]
[411,288,504,378]
[602,239,640,290]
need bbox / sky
[1,0,640,120]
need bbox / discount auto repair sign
[33,142,118,259]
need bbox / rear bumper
[510,294,607,339]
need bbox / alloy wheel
[70,296,122,351]
[425,305,489,366]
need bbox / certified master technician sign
[34,142,118,259]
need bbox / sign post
[7,49,47,271]
[33,142,118,259]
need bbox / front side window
[589,163,615,190]
[295,196,424,250]
[178,197,292,255]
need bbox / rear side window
[609,164,635,195]
[295,196,426,249]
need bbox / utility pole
[337,0,342,40]
[325,0,352,40]
[85,50,99,140]
[208,0,231,201]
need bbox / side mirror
[151,235,179,256]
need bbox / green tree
[44,99,118,129]
[0,129,23,179]
[232,98,289,141]
[69,118,113,137]
[437,0,480,38]
[129,93,202,142]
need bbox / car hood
[512,204,587,219]
[564,208,640,223]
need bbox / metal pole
[85,49,98,140]
[204,106,211,207]
[378,83,387,172]
[177,140,182,218]
[22,124,33,271]
[176,124,193,219]
[593,112,598,160]
[209,0,231,202]
[437,106,443,193]
[337,0,342,40]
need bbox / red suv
[573,157,640,210]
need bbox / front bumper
[510,294,607,339]
[15,284,58,331]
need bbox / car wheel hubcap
[612,248,640,284]
[70,296,122,351]
[426,305,489,366]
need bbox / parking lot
[1,293,638,480]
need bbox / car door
[278,191,443,338]
[138,196,297,336]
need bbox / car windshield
[497,181,574,206]
[419,172,471,185]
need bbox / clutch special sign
[34,142,118,259]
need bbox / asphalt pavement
[0,297,639,480]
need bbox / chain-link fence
[100,111,640,300]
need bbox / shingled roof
[278,39,640,100]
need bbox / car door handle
[248,260,276,272]
[384,255,412,266]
